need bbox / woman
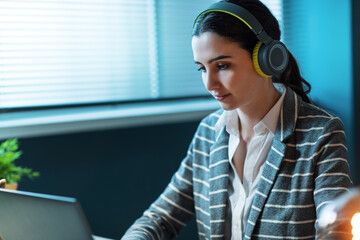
[122,0,352,239]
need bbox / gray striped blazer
[122,87,353,240]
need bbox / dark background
[17,120,200,239]
[352,0,360,187]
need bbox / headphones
[193,1,289,77]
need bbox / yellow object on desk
[0,179,6,188]
[0,179,17,190]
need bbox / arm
[313,117,353,239]
[122,143,196,240]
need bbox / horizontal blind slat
[0,0,152,108]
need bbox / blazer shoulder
[193,108,223,141]
[297,101,345,130]
[200,108,223,126]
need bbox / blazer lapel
[244,139,286,239]
[209,127,230,239]
[244,87,301,239]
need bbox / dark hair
[192,0,311,103]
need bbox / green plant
[0,139,39,184]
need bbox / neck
[237,81,281,141]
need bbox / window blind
[261,0,282,37]
[157,0,215,98]
[0,0,154,109]
[0,0,282,110]
[281,1,309,78]
[0,0,214,109]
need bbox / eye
[197,66,206,73]
[217,63,230,70]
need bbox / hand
[318,188,360,239]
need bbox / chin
[219,103,237,111]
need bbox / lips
[214,93,230,101]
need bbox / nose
[203,71,220,91]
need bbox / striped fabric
[122,87,353,240]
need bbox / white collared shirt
[215,84,286,240]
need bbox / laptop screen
[0,189,93,240]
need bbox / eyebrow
[194,55,232,65]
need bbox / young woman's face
[192,32,267,111]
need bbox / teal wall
[307,0,353,161]
[308,0,355,182]
[283,0,356,183]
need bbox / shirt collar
[214,83,286,136]
[215,110,240,137]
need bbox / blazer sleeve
[313,117,353,239]
[121,140,196,240]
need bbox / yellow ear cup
[252,41,272,77]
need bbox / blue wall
[284,0,356,182]
[308,0,355,182]
[307,0,353,154]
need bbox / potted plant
[0,139,39,190]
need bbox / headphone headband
[193,2,272,45]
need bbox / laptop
[0,188,103,240]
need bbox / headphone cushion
[253,41,289,76]
[252,41,271,77]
